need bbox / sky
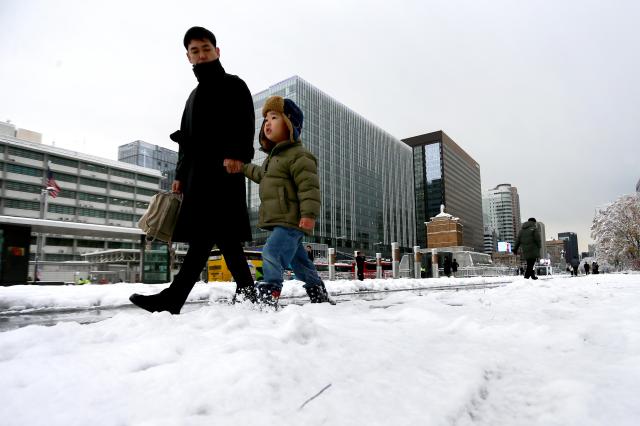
[1,0,639,252]
[1,275,640,425]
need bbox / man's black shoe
[129,293,180,315]
[234,285,257,304]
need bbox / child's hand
[299,218,315,231]
[224,159,244,173]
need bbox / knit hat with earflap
[259,96,304,149]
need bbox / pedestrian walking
[130,27,256,314]
[513,218,542,280]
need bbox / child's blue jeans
[259,226,323,291]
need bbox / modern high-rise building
[483,225,498,254]
[482,183,521,247]
[403,131,483,252]
[537,222,546,259]
[250,76,416,255]
[558,232,579,262]
[1,132,162,261]
[118,140,177,191]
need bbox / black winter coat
[170,59,255,243]
[513,220,542,260]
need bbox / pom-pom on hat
[259,96,304,146]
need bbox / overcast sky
[1,0,638,251]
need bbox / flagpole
[33,187,47,283]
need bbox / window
[137,174,159,184]
[53,172,77,183]
[136,201,149,209]
[78,207,106,218]
[57,189,77,199]
[6,181,41,194]
[110,197,134,207]
[50,156,78,168]
[7,163,41,177]
[79,192,107,203]
[79,177,107,188]
[5,198,40,210]
[137,187,156,197]
[110,183,134,193]
[48,204,76,215]
[46,237,74,247]
[76,239,105,248]
[109,212,133,221]
[111,168,135,179]
[8,146,44,161]
[81,162,108,174]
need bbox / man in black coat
[355,252,366,281]
[513,218,542,280]
[130,27,256,314]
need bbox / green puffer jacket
[514,220,542,260]
[243,139,320,235]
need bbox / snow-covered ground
[1,274,639,426]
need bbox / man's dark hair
[528,217,537,222]
[183,26,216,49]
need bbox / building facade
[403,131,483,252]
[558,232,579,262]
[0,133,162,261]
[546,239,567,267]
[118,140,177,191]
[482,183,521,247]
[426,209,463,248]
[483,225,498,254]
[250,76,416,256]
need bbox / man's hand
[299,217,315,231]
[224,159,244,173]
[172,180,183,194]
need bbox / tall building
[558,232,579,262]
[118,140,177,191]
[482,183,521,247]
[537,222,546,259]
[636,178,639,193]
[403,131,483,252]
[483,225,498,254]
[1,132,161,261]
[250,76,416,255]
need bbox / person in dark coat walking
[130,27,256,314]
[355,252,366,281]
[443,256,452,277]
[570,257,580,276]
[592,261,599,274]
[584,262,590,275]
[306,245,314,262]
[513,218,542,280]
[452,258,459,277]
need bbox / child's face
[263,111,289,143]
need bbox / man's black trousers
[165,237,254,308]
[524,258,536,278]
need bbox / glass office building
[118,140,177,191]
[249,76,416,255]
[403,131,484,252]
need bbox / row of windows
[2,151,159,184]
[8,146,45,160]
[41,238,139,249]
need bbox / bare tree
[591,194,640,270]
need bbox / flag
[46,167,61,198]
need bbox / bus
[207,249,263,282]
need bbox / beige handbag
[137,191,182,243]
